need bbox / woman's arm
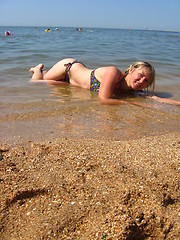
[98,66,124,100]
[149,95,180,106]
[98,67,131,105]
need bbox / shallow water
[0,84,179,144]
[0,27,180,143]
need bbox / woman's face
[128,67,152,91]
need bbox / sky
[1,0,180,32]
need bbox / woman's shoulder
[96,66,126,84]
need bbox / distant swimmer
[5,31,11,36]
[45,28,51,32]
[76,27,82,32]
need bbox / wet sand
[0,99,180,239]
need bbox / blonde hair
[125,61,156,91]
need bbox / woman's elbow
[98,91,112,100]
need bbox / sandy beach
[0,116,180,239]
[1,22,180,240]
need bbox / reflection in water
[49,84,93,102]
[44,85,180,141]
[0,83,179,144]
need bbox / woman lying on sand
[29,58,180,105]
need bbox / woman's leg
[43,58,76,81]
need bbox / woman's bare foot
[29,63,44,74]
[29,64,44,80]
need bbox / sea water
[0,26,180,143]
